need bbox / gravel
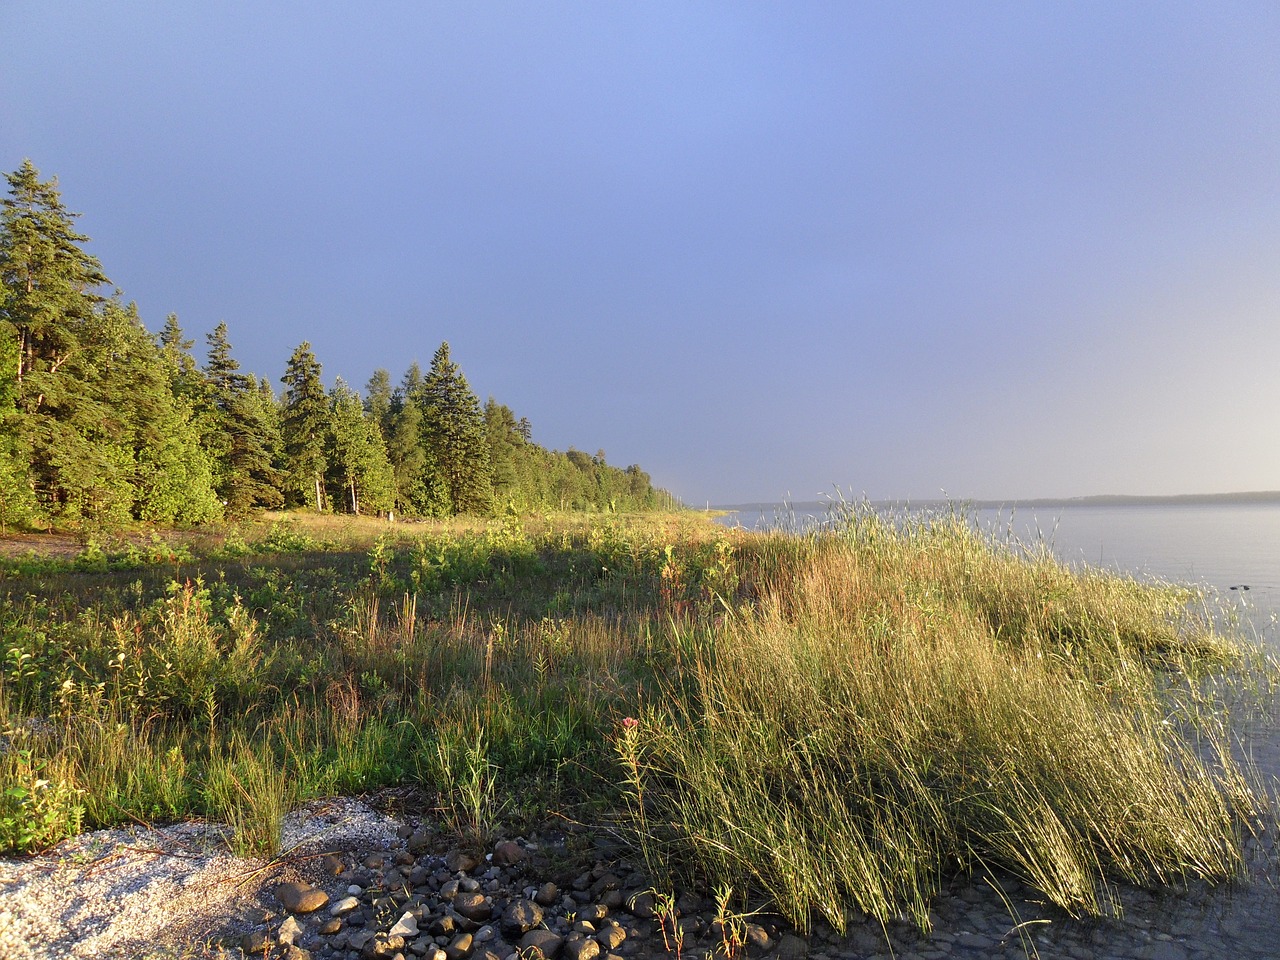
[0,797,403,959]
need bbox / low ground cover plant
[0,507,1273,931]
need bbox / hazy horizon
[5,3,1278,505]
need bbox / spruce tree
[419,342,492,515]
[198,323,284,517]
[0,160,109,412]
[280,342,330,511]
[327,379,394,515]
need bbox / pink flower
[621,716,639,729]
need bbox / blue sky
[4,2,1278,505]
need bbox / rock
[278,915,305,945]
[431,914,458,937]
[391,911,421,937]
[581,904,608,923]
[409,830,432,855]
[332,896,361,916]
[521,930,565,959]
[501,899,544,936]
[447,851,479,873]
[282,946,312,960]
[625,892,654,919]
[362,934,407,960]
[534,883,560,907]
[454,892,492,922]
[277,881,331,914]
[744,924,773,954]
[493,841,525,866]
[242,930,271,953]
[319,917,343,936]
[776,933,808,960]
[349,930,377,952]
[563,938,601,960]
[596,926,626,951]
[321,854,347,875]
[445,932,475,960]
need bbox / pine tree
[419,342,492,515]
[280,342,330,511]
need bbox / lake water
[715,500,1280,642]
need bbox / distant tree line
[0,161,674,529]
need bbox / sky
[3,2,1279,506]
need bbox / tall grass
[618,509,1273,931]
[0,508,1274,934]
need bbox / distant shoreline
[714,490,1280,512]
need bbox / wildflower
[622,716,639,729]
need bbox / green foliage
[420,341,493,515]
[280,342,329,511]
[327,378,395,515]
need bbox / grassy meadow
[0,505,1275,932]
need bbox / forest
[0,161,672,530]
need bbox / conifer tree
[327,379,394,515]
[201,323,283,517]
[364,369,393,438]
[0,160,109,412]
[280,341,330,511]
[419,342,492,515]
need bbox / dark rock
[348,930,377,952]
[776,933,808,960]
[596,925,626,951]
[409,830,432,855]
[744,924,773,954]
[282,946,312,960]
[242,930,271,953]
[625,892,654,919]
[430,914,458,937]
[321,854,347,875]
[362,934,407,960]
[445,932,474,960]
[454,892,492,923]
[581,904,608,923]
[534,883,560,907]
[493,840,526,866]
[501,899,544,936]
[277,881,331,914]
[564,937,601,960]
[319,917,343,936]
[521,929,565,959]
[446,851,479,873]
